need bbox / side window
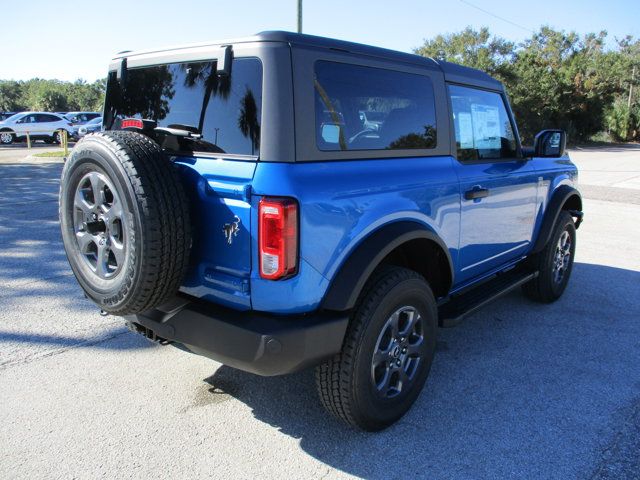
[314,61,437,152]
[38,114,57,123]
[448,85,517,161]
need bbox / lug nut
[402,347,407,354]
[396,360,401,367]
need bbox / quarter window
[38,114,59,123]
[314,61,437,152]
[448,85,517,161]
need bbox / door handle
[464,186,490,200]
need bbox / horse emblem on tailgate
[223,216,241,245]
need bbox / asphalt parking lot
[1,145,639,479]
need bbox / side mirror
[534,129,566,157]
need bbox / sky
[2,0,640,82]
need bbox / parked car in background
[76,116,102,138]
[0,112,18,122]
[64,111,101,125]
[0,112,74,144]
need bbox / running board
[438,270,538,328]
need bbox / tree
[414,25,638,143]
[0,81,25,111]
[414,27,515,83]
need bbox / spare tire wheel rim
[73,170,127,279]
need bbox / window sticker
[471,104,501,150]
[457,112,474,149]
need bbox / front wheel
[522,211,576,303]
[0,131,14,145]
[316,267,437,431]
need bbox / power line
[458,0,535,34]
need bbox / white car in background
[0,112,74,145]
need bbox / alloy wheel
[73,171,127,279]
[371,305,425,398]
[552,229,572,284]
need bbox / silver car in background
[76,117,103,138]
[63,111,101,125]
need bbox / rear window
[314,61,437,152]
[104,57,262,157]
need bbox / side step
[438,269,538,328]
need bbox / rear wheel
[522,211,576,303]
[0,131,14,145]
[316,267,437,431]
[54,130,66,144]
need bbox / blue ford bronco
[59,31,583,431]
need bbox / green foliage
[605,99,640,141]
[415,27,515,82]
[415,26,640,143]
[0,78,105,113]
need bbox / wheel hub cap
[72,171,127,279]
[371,306,424,398]
[552,230,572,284]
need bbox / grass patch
[32,151,66,158]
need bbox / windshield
[103,57,263,157]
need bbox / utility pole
[297,0,302,33]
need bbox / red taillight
[121,118,144,129]
[259,197,298,280]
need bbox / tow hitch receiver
[126,321,171,345]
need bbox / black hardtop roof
[256,31,503,91]
[114,30,503,92]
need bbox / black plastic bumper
[124,297,349,376]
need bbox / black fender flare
[532,185,583,254]
[321,221,454,311]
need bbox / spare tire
[59,131,191,315]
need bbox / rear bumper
[125,297,349,376]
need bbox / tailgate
[176,157,257,310]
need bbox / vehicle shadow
[197,262,640,479]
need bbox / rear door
[449,84,538,284]
[37,114,61,136]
